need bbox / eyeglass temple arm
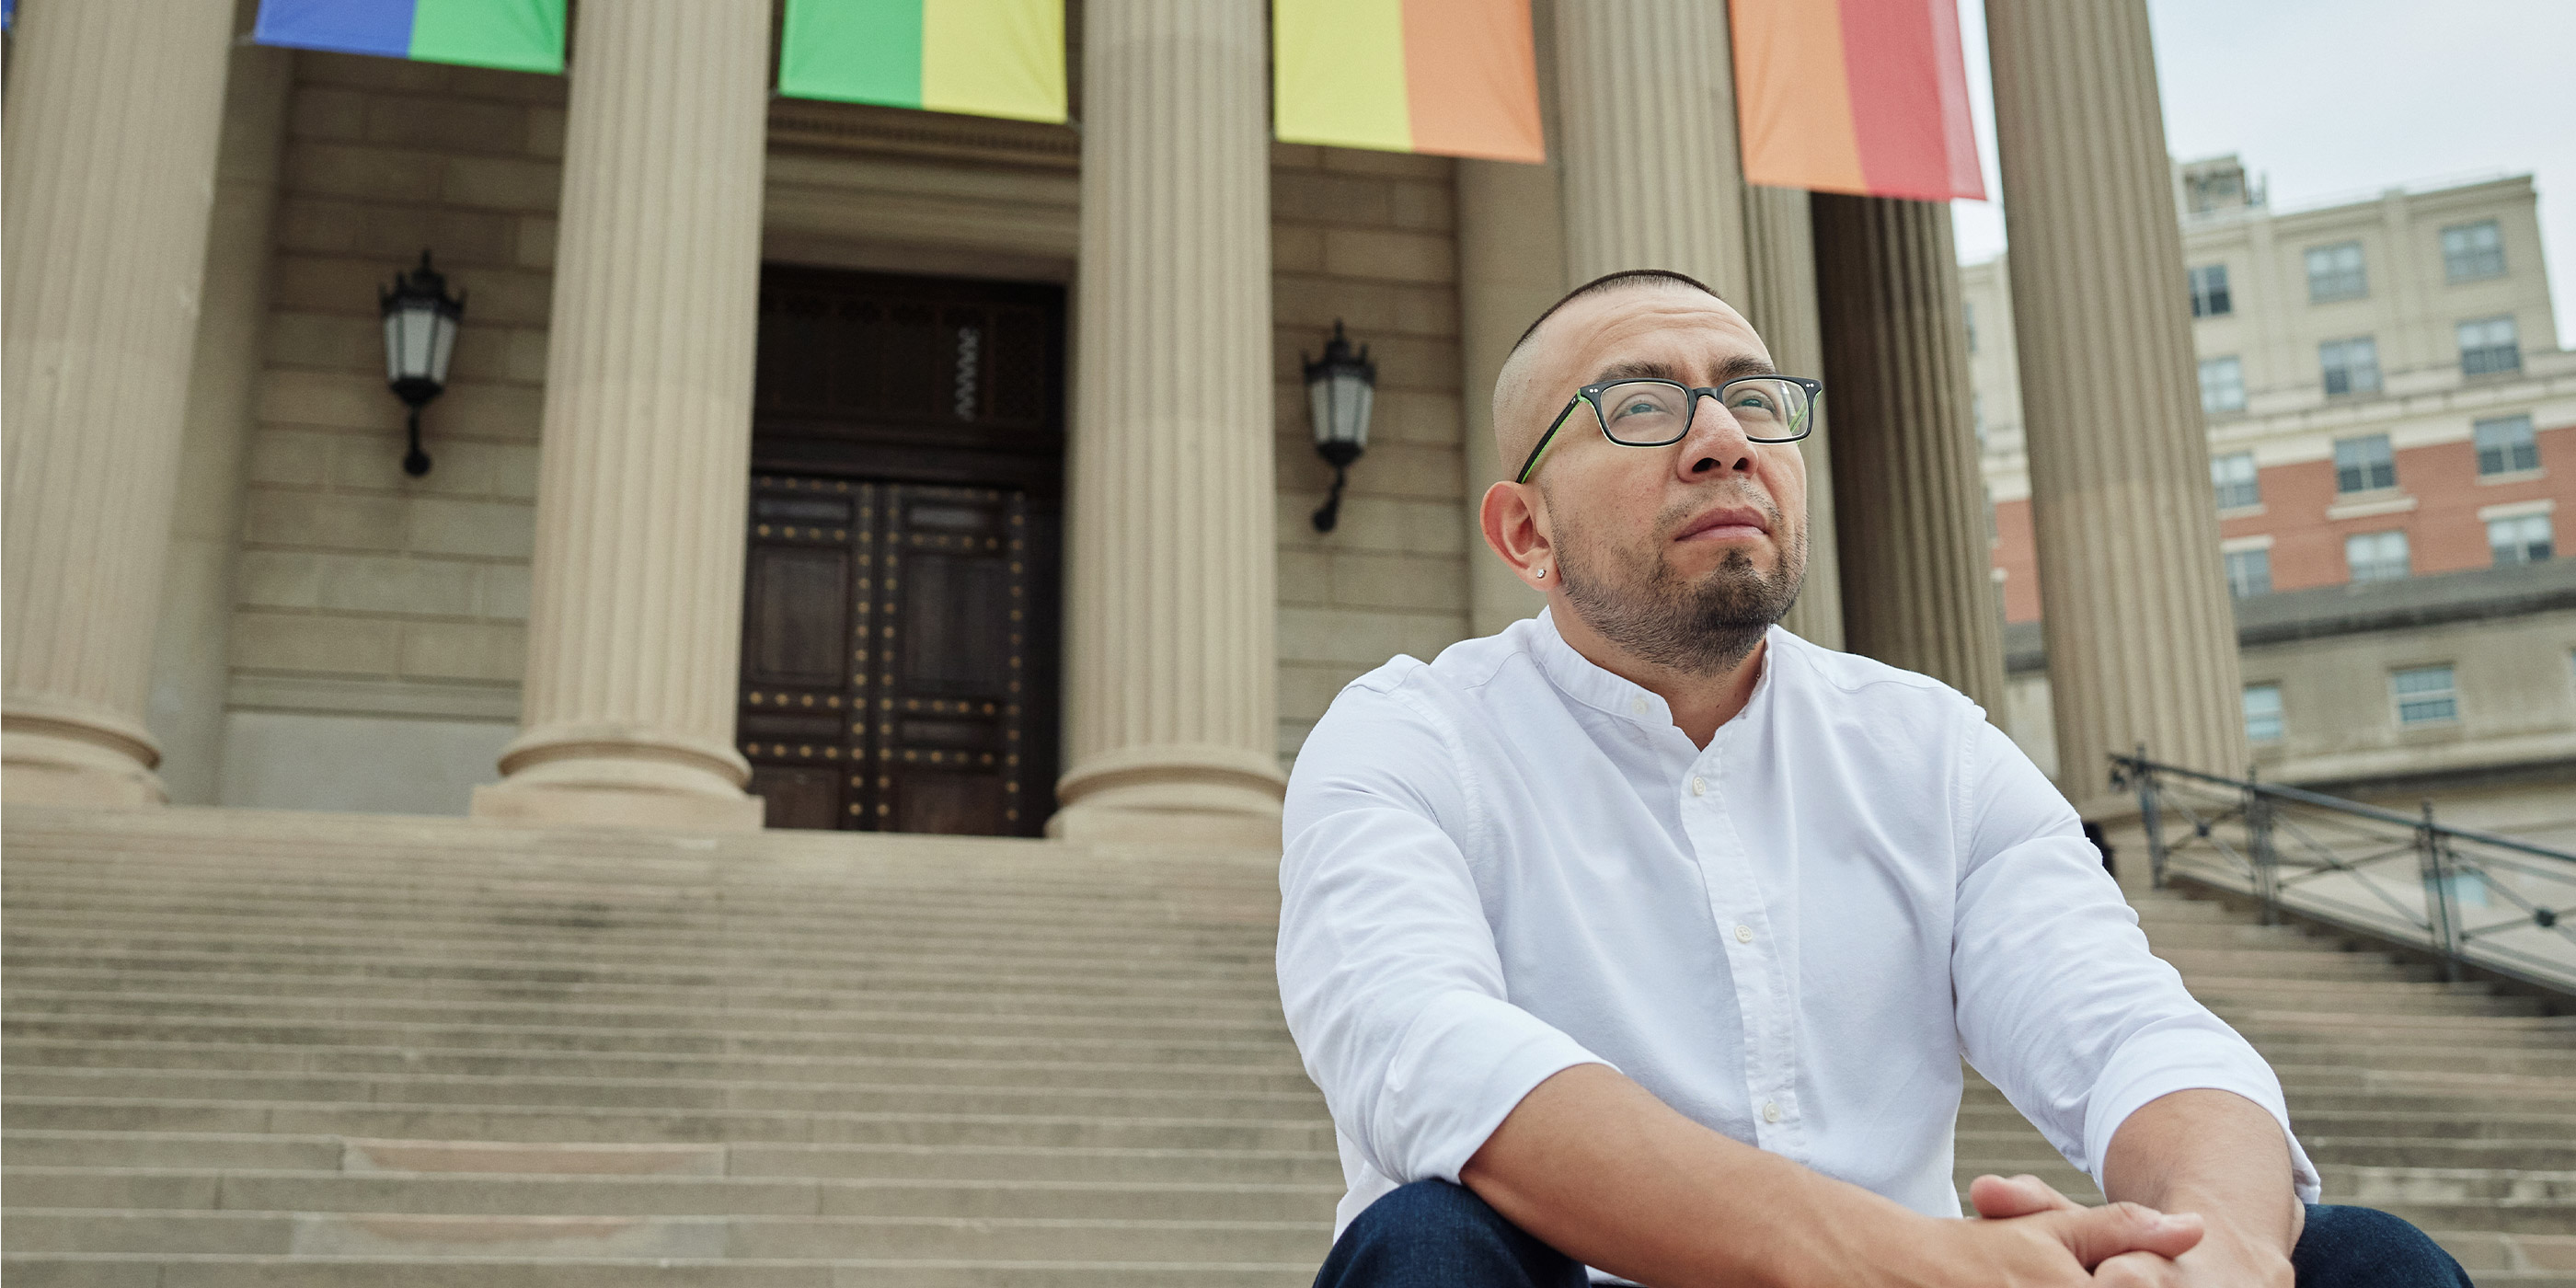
[1514,397,1586,485]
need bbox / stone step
[0,1068,1328,1121]
[0,1208,1334,1262]
[0,1252,1322,1287]
[2,1014,1307,1068]
[0,991,1302,1042]
[2,1097,1340,1153]
[5,969,1294,1021]
[0,1167,1342,1224]
[0,1132,1344,1185]
[0,1039,1322,1094]
[0,949,1290,1000]
[1949,1129,2576,1172]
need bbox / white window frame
[2441,220,2505,282]
[2199,356,2246,414]
[2390,665,2458,727]
[2473,415,2541,477]
[2210,449,2260,509]
[2332,433,2398,494]
[2457,316,2522,376]
[2345,529,2409,582]
[2319,337,2381,397]
[2242,683,2284,742]
[2306,241,2367,302]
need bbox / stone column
[2,0,236,807]
[1987,0,2245,812]
[1811,194,2005,714]
[1742,186,1845,650]
[1552,0,1748,296]
[1048,0,1283,845]
[148,13,294,805]
[470,2,772,831]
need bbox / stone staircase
[5,806,2572,1284]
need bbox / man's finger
[2047,1201,2202,1269]
[2092,1248,2183,1287]
[1968,1172,2082,1220]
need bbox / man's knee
[1315,1180,1585,1288]
[2291,1204,2472,1288]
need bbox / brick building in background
[1966,159,2576,821]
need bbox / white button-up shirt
[1278,612,2318,1242]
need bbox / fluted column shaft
[1552,0,1747,295]
[1812,195,2004,713]
[1743,186,1844,650]
[470,2,772,831]
[2,0,236,806]
[1048,0,1282,845]
[1988,0,2245,811]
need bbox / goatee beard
[1553,500,1808,678]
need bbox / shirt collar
[1529,606,1784,739]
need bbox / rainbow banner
[252,0,565,75]
[779,0,1067,125]
[1273,0,1546,164]
[1731,0,1984,201]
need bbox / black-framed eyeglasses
[1514,375,1823,484]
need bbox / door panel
[739,267,1064,837]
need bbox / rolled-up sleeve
[1279,680,1612,1187]
[1949,719,2322,1203]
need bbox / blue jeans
[1315,1180,2474,1288]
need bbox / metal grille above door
[740,267,1064,836]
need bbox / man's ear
[1480,481,1553,592]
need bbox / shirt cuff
[2083,1026,2323,1204]
[1378,989,1616,1185]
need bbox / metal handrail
[2110,749,2576,995]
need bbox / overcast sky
[1949,0,2576,350]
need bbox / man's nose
[1679,391,1757,476]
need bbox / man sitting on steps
[1274,270,2470,1288]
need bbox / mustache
[1655,487,1784,536]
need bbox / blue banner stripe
[253,0,418,59]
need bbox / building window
[2474,415,2540,476]
[2199,356,2246,413]
[2489,513,2554,566]
[1963,302,1977,354]
[2306,241,2367,302]
[2441,220,2506,281]
[2391,665,2457,726]
[2225,547,2272,598]
[2242,684,2284,742]
[2346,529,2410,582]
[2332,433,2397,493]
[2189,263,2233,317]
[2211,451,2260,510]
[2318,337,2381,396]
[2457,316,2522,376]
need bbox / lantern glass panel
[1329,373,1373,448]
[382,313,405,384]
[396,301,441,381]
[428,308,459,385]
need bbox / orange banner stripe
[1400,0,1545,164]
[1732,0,1866,194]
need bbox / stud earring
[1535,567,1547,580]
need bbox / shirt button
[1628,696,1649,715]
[1763,1100,1783,1124]
[1690,776,1708,796]
[1734,924,1754,944]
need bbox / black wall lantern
[1305,320,1376,533]
[379,250,466,477]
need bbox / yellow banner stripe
[1274,0,1412,154]
[922,0,1067,124]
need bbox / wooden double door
[736,267,1064,836]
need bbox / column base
[470,725,764,832]
[1046,742,1287,848]
[3,702,167,808]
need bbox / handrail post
[2133,743,2168,890]
[2420,800,2461,983]
[2246,768,2277,927]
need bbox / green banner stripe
[408,0,566,75]
[780,0,926,109]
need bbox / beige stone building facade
[6,0,2246,839]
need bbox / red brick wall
[1988,421,2576,622]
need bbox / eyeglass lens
[1595,378,1808,443]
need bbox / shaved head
[1491,270,1730,481]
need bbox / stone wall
[207,55,1475,811]
[1268,144,1475,760]
[218,53,561,811]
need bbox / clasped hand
[1955,1173,2293,1288]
